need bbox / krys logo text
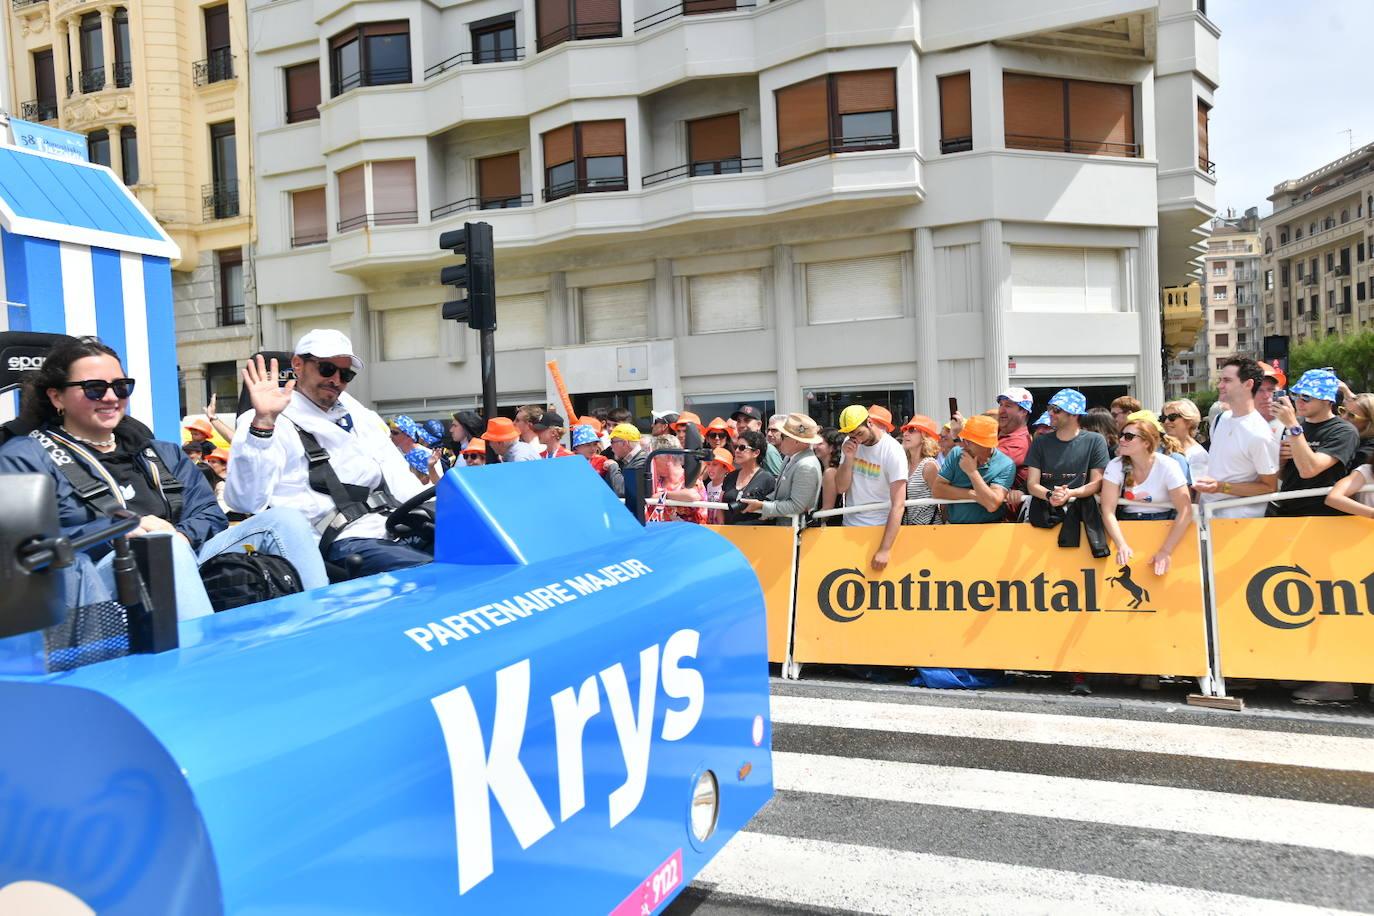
[1246,564,1374,629]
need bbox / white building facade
[248,0,1218,426]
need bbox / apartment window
[1213,309,1228,323]
[120,126,138,185]
[1196,100,1210,171]
[381,306,440,361]
[1359,242,1367,263]
[335,160,417,231]
[1296,262,1304,280]
[1296,296,1306,315]
[535,0,621,53]
[776,69,898,166]
[1310,258,1318,279]
[1215,358,1226,370]
[1310,294,1318,314]
[1003,73,1137,157]
[1282,301,1290,320]
[492,293,547,351]
[78,12,104,93]
[542,120,626,200]
[1215,333,1228,348]
[1342,209,1350,224]
[471,16,518,64]
[687,113,742,176]
[581,282,650,343]
[1295,227,1303,240]
[285,61,321,123]
[1281,265,1290,286]
[477,152,523,208]
[1010,247,1122,312]
[807,256,904,323]
[201,5,233,84]
[1264,269,1273,290]
[1310,222,1317,235]
[1237,333,1247,347]
[30,50,57,121]
[87,129,110,167]
[208,121,238,219]
[688,270,765,334]
[1264,236,1272,254]
[938,72,972,153]
[330,22,411,96]
[1342,287,1352,314]
[290,188,327,246]
[1359,282,1367,302]
[217,249,245,326]
[1211,285,1226,300]
[205,360,240,406]
[1212,261,1226,275]
[112,9,131,87]
[1266,306,1274,323]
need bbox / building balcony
[424,47,525,81]
[641,157,762,188]
[20,98,58,122]
[79,67,105,94]
[634,0,756,33]
[430,194,533,220]
[203,181,240,221]
[194,48,235,87]
[114,60,132,89]
[1274,213,1367,256]
[337,210,419,233]
[12,0,47,8]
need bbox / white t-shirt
[1200,409,1280,518]
[841,433,909,526]
[1183,441,1209,482]
[1353,465,1374,508]
[1105,455,1187,514]
[505,440,543,462]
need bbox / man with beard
[835,404,908,572]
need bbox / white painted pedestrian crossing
[672,688,1374,915]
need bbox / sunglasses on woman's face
[61,378,136,400]
[1119,431,1141,442]
[707,432,727,439]
[732,444,755,452]
[307,357,357,383]
[1160,413,1184,423]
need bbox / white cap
[294,329,364,372]
[995,387,1033,411]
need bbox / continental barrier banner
[707,525,795,664]
[792,523,1208,675]
[1210,516,1374,682]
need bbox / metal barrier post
[783,513,802,680]
[1188,502,1235,708]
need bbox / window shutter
[805,256,903,323]
[291,188,326,244]
[1197,100,1210,165]
[938,72,971,146]
[381,306,440,361]
[574,0,621,36]
[582,282,650,343]
[688,113,741,163]
[1004,73,1065,152]
[684,0,736,12]
[775,76,828,164]
[370,160,417,223]
[1067,79,1134,156]
[579,120,625,157]
[543,124,575,167]
[1083,249,1121,312]
[834,69,895,113]
[494,292,547,351]
[1011,247,1121,313]
[337,165,365,226]
[478,152,522,200]
[290,314,352,346]
[537,0,570,46]
[285,61,321,123]
[688,270,764,334]
[362,20,410,37]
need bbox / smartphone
[948,397,959,418]
[1273,388,1288,401]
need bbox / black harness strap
[141,445,184,523]
[29,429,126,517]
[293,426,397,554]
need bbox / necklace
[61,427,116,449]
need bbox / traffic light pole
[480,324,497,422]
[439,221,498,419]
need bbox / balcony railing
[424,46,524,80]
[1198,156,1216,175]
[1303,274,1320,286]
[79,67,105,93]
[777,133,899,166]
[331,66,410,96]
[336,210,419,232]
[431,193,532,220]
[536,20,621,52]
[543,176,628,202]
[219,300,245,327]
[1335,264,1350,277]
[290,230,328,248]
[12,0,47,8]
[940,136,973,154]
[634,0,756,32]
[641,157,762,187]
[202,180,240,221]
[1005,134,1141,158]
[193,48,234,86]
[113,60,132,88]
[20,98,58,121]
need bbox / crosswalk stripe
[771,694,1374,773]
[773,750,1374,859]
[694,832,1365,916]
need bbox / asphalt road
[669,677,1374,915]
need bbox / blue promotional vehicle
[0,457,774,914]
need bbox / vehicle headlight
[690,769,719,844]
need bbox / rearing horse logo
[1106,564,1151,609]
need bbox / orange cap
[207,447,230,464]
[577,415,603,434]
[184,417,214,438]
[672,411,705,436]
[709,446,735,472]
[704,417,731,437]
[481,417,520,442]
[960,414,999,449]
[1259,361,1288,389]
[866,405,894,432]
[900,415,940,440]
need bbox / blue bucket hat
[1032,411,1052,428]
[570,424,599,449]
[403,444,432,476]
[391,415,424,442]
[1291,368,1340,403]
[1047,389,1088,416]
[423,419,446,443]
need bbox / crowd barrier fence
[652,483,1374,700]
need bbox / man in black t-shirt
[1268,369,1360,517]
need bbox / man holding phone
[1267,368,1359,517]
[835,405,908,572]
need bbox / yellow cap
[610,423,641,442]
[837,405,870,434]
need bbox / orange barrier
[1209,516,1374,682]
[707,525,795,664]
[791,523,1208,675]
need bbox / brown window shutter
[371,160,417,220]
[337,165,366,224]
[938,72,971,144]
[579,119,626,157]
[537,0,570,47]
[478,152,522,200]
[834,69,896,114]
[330,28,357,50]
[292,188,326,242]
[1067,79,1134,157]
[362,20,410,37]
[1197,100,1210,165]
[543,124,575,166]
[775,76,828,163]
[574,0,621,37]
[286,61,321,123]
[685,0,736,12]
[1003,73,1065,152]
[688,113,741,163]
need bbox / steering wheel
[385,484,437,547]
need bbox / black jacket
[1029,494,1110,558]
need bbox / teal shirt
[938,447,1016,524]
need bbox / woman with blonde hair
[900,415,944,525]
[1100,413,1192,575]
[1161,398,1207,481]
[1339,392,1374,456]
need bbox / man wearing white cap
[224,329,430,577]
[995,387,1033,492]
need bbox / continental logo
[1246,564,1374,630]
[816,564,1153,622]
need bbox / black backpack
[199,550,304,613]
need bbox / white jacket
[224,391,425,541]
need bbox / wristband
[1287,425,1304,438]
[249,424,274,439]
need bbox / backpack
[199,549,304,613]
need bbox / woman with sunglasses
[1161,399,1207,483]
[0,337,328,622]
[1099,416,1192,576]
[1337,392,1374,460]
[721,430,775,525]
[703,417,733,451]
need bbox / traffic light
[439,221,495,331]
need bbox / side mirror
[0,474,67,638]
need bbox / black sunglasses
[305,356,357,383]
[706,431,728,438]
[1160,413,1184,423]
[732,444,755,452]
[1119,431,1141,442]
[61,378,135,400]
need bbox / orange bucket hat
[481,417,520,442]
